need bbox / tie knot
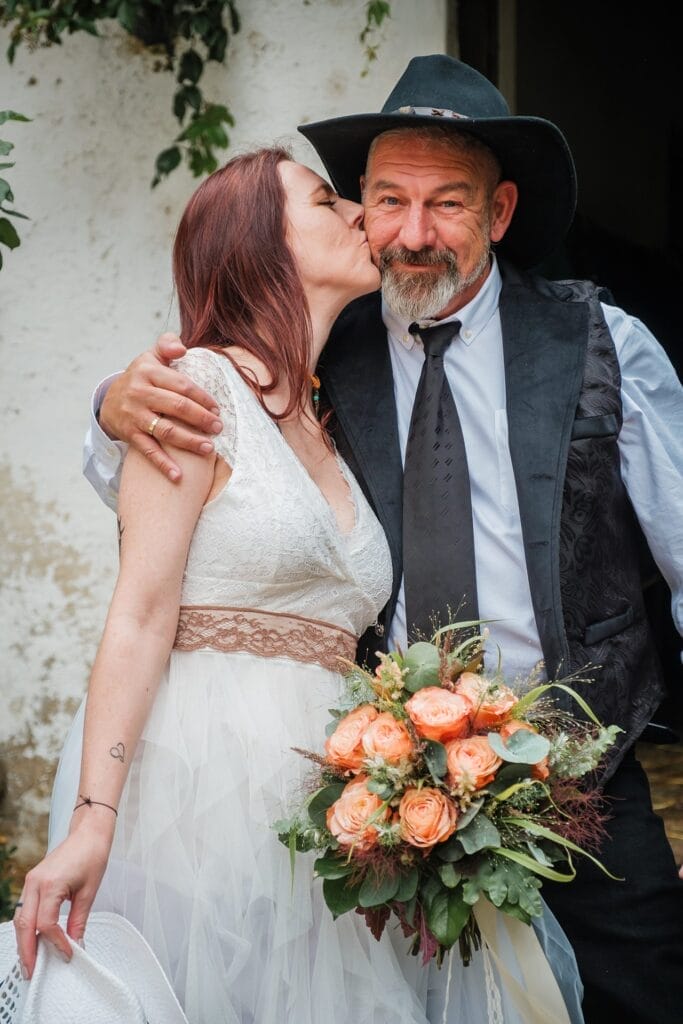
[408,321,460,358]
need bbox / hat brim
[299,112,576,269]
[0,912,188,1024]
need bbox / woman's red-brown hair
[173,146,311,419]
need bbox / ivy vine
[0,1,392,266]
[0,109,29,269]
[1,0,240,185]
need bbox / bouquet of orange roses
[275,625,620,965]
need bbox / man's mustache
[378,246,458,270]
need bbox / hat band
[391,105,471,120]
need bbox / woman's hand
[13,811,115,979]
[99,332,224,481]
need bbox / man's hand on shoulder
[99,333,223,481]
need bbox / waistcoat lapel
[320,294,403,601]
[499,262,589,676]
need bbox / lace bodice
[173,347,392,639]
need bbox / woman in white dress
[14,147,583,1024]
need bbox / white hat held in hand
[0,911,188,1024]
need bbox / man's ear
[489,180,518,243]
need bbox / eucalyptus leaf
[437,862,462,889]
[403,642,440,692]
[423,739,447,781]
[457,814,501,854]
[488,729,550,765]
[455,798,484,830]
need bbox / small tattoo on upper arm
[109,742,125,763]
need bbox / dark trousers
[543,749,683,1024]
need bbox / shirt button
[463,329,472,339]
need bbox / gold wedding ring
[147,415,161,437]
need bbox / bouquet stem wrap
[472,901,571,1024]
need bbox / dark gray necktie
[402,320,478,640]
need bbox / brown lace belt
[173,605,358,673]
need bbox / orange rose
[445,735,502,790]
[325,704,379,772]
[398,787,458,849]
[404,687,472,742]
[499,720,550,780]
[455,673,517,730]
[326,775,391,850]
[361,712,414,763]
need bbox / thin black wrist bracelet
[73,794,118,817]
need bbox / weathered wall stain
[0,461,108,865]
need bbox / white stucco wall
[0,0,446,861]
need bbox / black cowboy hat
[299,54,576,269]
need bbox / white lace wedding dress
[48,347,583,1024]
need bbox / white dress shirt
[84,258,683,680]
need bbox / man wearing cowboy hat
[84,55,682,1022]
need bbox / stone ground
[638,742,683,864]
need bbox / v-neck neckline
[221,354,359,539]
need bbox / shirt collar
[382,255,502,350]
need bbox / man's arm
[97,333,223,482]
[604,303,683,638]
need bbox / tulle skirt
[48,649,584,1024]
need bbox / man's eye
[440,200,462,209]
[381,196,400,206]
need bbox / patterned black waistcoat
[320,261,665,780]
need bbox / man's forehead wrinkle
[366,175,479,199]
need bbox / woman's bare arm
[14,437,216,977]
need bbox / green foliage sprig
[1,0,240,185]
[0,108,29,269]
[0,837,19,922]
[360,0,391,75]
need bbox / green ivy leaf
[116,0,138,35]
[0,217,20,249]
[154,145,181,180]
[0,111,31,125]
[178,49,203,85]
[0,141,14,157]
[0,180,14,203]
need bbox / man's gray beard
[379,244,490,322]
